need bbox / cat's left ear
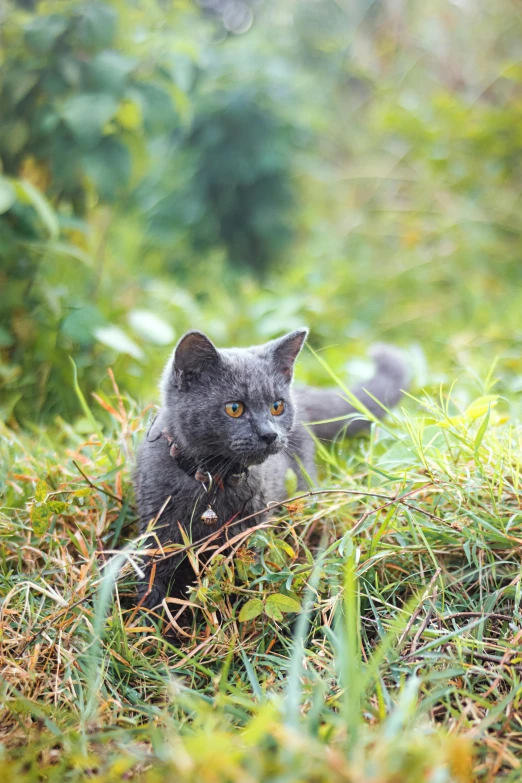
[269,328,308,380]
[172,330,220,389]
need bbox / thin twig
[410,605,435,654]
[72,459,127,506]
[439,611,513,623]
[449,649,522,673]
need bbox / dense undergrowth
[2,363,522,782]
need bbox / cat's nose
[259,429,277,446]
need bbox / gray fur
[295,344,409,440]
[134,330,408,614]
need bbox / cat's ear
[172,330,220,389]
[269,328,308,380]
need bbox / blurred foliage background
[1,0,522,424]
[3,5,522,779]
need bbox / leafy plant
[2,375,521,780]
[0,0,193,420]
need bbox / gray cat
[134,329,408,618]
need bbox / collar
[159,429,249,489]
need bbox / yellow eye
[225,401,244,418]
[270,400,285,416]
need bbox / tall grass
[1,367,522,781]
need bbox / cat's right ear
[269,328,308,380]
[172,330,220,389]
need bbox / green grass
[2,364,522,782]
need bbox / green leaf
[86,51,137,94]
[128,310,175,345]
[266,593,301,616]
[61,306,105,346]
[134,83,177,134]
[465,395,498,423]
[61,94,118,148]
[73,488,91,497]
[238,598,264,622]
[116,99,143,131]
[25,15,68,55]
[30,504,51,536]
[13,180,60,238]
[0,178,16,215]
[9,72,39,106]
[38,240,93,266]
[1,121,29,156]
[266,593,301,614]
[35,480,49,502]
[82,138,131,200]
[47,501,68,514]
[75,4,117,50]
[264,601,283,622]
[94,325,144,360]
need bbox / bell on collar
[201,505,218,526]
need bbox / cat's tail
[294,344,409,441]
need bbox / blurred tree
[0,3,180,207]
[187,90,295,275]
[142,89,295,277]
[0,0,192,419]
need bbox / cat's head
[158,329,308,466]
